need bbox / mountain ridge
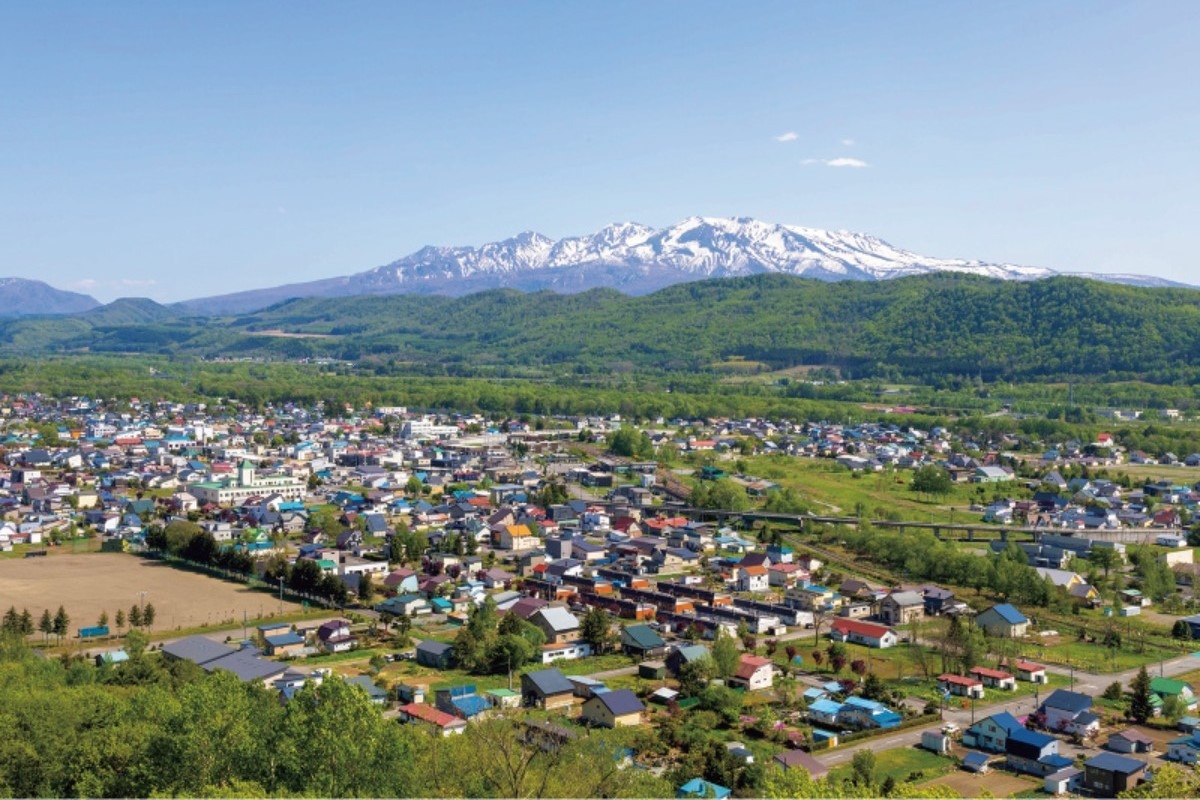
[176,216,1191,314]
[0,278,100,317]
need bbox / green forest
[4,274,1200,383]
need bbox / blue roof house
[976,603,1030,637]
[677,778,732,799]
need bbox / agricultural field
[2,552,308,640]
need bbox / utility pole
[279,575,285,614]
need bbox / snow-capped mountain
[180,217,1188,314]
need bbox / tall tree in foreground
[1129,666,1153,724]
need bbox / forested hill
[2,273,1200,383]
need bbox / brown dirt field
[1,552,306,638]
[923,767,1040,797]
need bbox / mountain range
[176,217,1189,314]
[4,217,1191,317]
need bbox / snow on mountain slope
[178,217,1187,314]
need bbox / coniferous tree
[38,609,53,642]
[52,605,69,643]
[1130,666,1154,724]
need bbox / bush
[1102,681,1124,701]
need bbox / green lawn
[828,745,956,785]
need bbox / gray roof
[595,688,645,716]
[202,651,288,683]
[886,591,924,607]
[162,635,236,666]
[522,668,574,696]
[533,606,580,632]
[417,639,453,656]
[345,674,388,700]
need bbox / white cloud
[73,279,99,289]
[826,157,869,168]
[841,138,855,147]
[774,131,798,142]
[801,157,870,168]
[120,278,158,287]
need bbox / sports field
[1,552,306,638]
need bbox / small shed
[962,751,991,774]
[921,731,952,754]
[639,660,667,680]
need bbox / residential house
[975,604,1029,638]
[500,524,539,551]
[666,644,710,676]
[530,607,582,645]
[316,619,355,653]
[435,686,491,720]
[922,586,956,616]
[807,698,844,727]
[1083,753,1147,796]
[829,618,897,649]
[939,673,984,699]
[1010,660,1048,684]
[620,623,668,659]
[540,640,593,663]
[837,696,902,729]
[383,568,420,594]
[264,631,306,657]
[397,702,467,736]
[964,712,1025,753]
[970,666,1016,691]
[1040,690,1100,738]
[581,689,645,728]
[736,565,770,593]
[773,750,829,779]
[879,591,925,626]
[677,779,731,799]
[1151,677,1198,712]
[521,668,576,710]
[415,640,454,669]
[1006,727,1068,776]
[345,675,388,705]
[1168,730,1200,763]
[728,655,774,691]
[1035,567,1100,604]
[1108,729,1154,754]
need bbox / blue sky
[1,1,1197,302]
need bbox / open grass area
[1016,637,1183,672]
[743,455,1017,525]
[0,537,101,560]
[828,745,956,785]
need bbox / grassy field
[0,537,101,560]
[743,456,1012,524]
[1015,637,1184,672]
[1,552,309,638]
[828,745,956,785]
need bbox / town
[4,392,1200,798]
